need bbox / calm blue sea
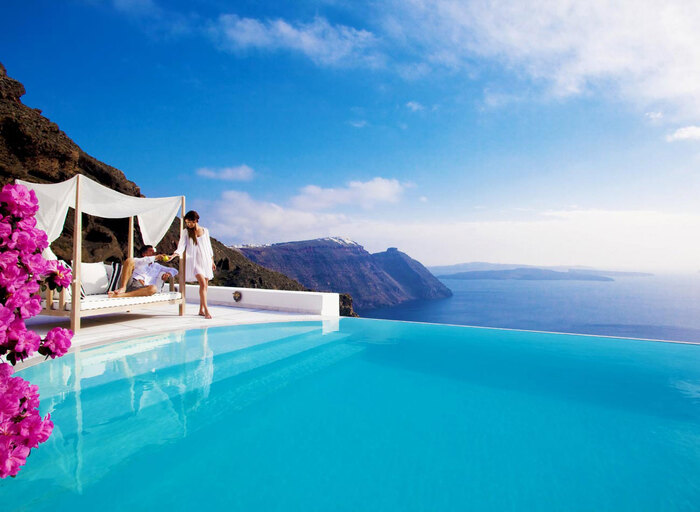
[360,274,700,343]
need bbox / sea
[360,274,700,343]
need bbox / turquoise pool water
[2,318,700,511]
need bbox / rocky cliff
[240,238,451,309]
[0,62,314,296]
[372,247,453,300]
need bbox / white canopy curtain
[17,174,182,246]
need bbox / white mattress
[43,292,182,311]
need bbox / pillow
[80,262,109,296]
[105,262,123,292]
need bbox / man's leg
[109,259,158,298]
[109,258,134,297]
[113,284,158,298]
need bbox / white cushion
[45,292,182,311]
[81,262,109,295]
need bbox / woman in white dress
[170,210,216,319]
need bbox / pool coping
[14,306,700,372]
[344,316,700,346]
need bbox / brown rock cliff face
[0,63,316,296]
[240,238,451,310]
[371,247,452,301]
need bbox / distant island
[438,268,615,281]
[430,262,653,280]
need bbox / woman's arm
[204,228,216,271]
[171,229,187,259]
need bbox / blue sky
[3,0,700,271]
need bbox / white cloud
[201,190,347,243]
[199,191,700,273]
[405,101,424,111]
[645,111,663,122]
[397,62,432,80]
[290,177,405,210]
[196,165,255,181]
[419,196,428,202]
[349,120,368,128]
[385,0,700,118]
[666,126,700,142]
[105,1,700,118]
[481,89,526,109]
[209,14,384,67]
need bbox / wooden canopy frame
[41,175,187,332]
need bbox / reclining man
[108,245,178,298]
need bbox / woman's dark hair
[184,210,200,245]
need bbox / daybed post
[127,216,134,259]
[70,175,82,332]
[178,195,186,316]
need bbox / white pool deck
[26,303,324,351]
[22,286,341,361]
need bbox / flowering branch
[0,183,73,478]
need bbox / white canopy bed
[17,174,187,332]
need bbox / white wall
[184,285,339,317]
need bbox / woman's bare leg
[196,274,211,319]
[196,273,205,316]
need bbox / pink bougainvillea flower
[29,227,49,252]
[13,331,42,360]
[52,264,72,289]
[0,362,12,379]
[0,264,27,293]
[8,376,40,413]
[19,295,42,320]
[0,183,71,478]
[37,415,54,443]
[6,230,37,254]
[0,184,39,218]
[0,304,13,331]
[15,216,37,231]
[22,279,40,295]
[0,368,23,419]
[0,389,21,419]
[0,439,30,479]
[4,287,31,313]
[4,318,41,361]
[42,327,73,358]
[43,259,57,272]
[3,279,41,299]
[15,412,53,449]
[0,216,11,242]
[45,260,72,289]
[0,249,20,269]
[0,363,53,478]
[21,252,49,277]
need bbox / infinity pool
[3,319,700,511]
